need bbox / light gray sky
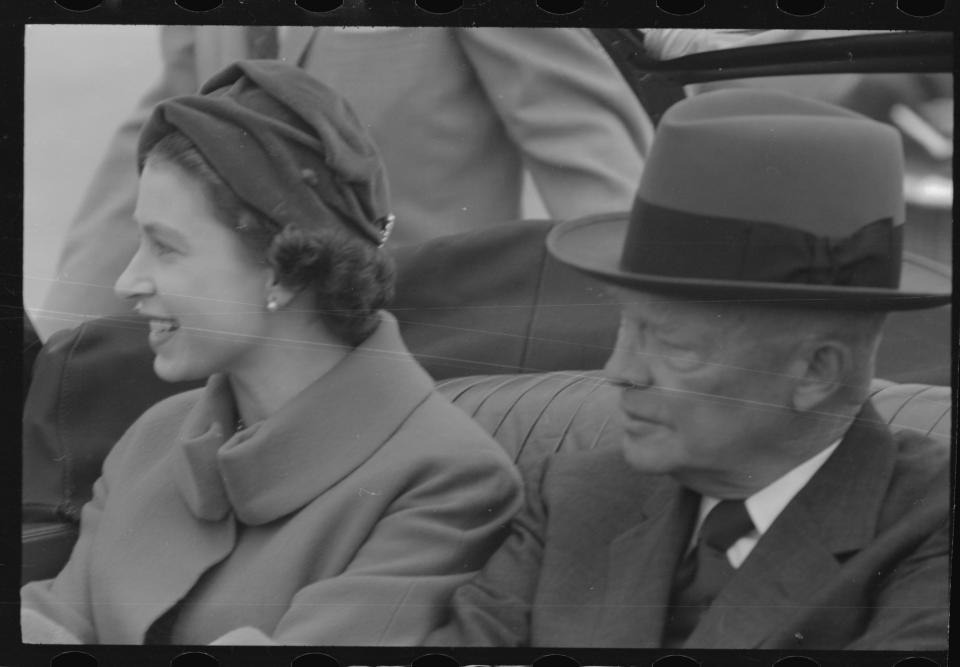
[24,25,161,321]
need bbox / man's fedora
[547,89,951,310]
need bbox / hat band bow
[620,200,902,289]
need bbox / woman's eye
[149,237,176,256]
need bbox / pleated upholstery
[868,381,951,442]
[437,371,621,470]
[438,372,952,473]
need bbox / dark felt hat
[547,89,951,310]
[138,60,395,246]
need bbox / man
[37,26,649,340]
[428,89,951,650]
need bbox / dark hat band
[621,199,903,289]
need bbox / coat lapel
[214,312,434,525]
[687,502,841,649]
[92,454,237,644]
[165,312,433,527]
[596,479,699,647]
[685,402,897,649]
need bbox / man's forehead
[610,287,724,323]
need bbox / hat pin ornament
[377,214,396,247]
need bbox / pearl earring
[266,297,279,312]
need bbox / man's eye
[656,339,703,371]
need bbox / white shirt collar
[696,438,842,541]
[743,438,841,534]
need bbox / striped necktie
[662,499,754,646]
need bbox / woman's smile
[147,317,181,349]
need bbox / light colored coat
[434,402,950,650]
[41,26,649,337]
[22,314,523,644]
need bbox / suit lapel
[687,502,841,648]
[685,402,897,648]
[597,479,699,647]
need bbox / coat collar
[171,312,434,526]
[684,400,898,648]
[596,477,699,647]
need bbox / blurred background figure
[837,72,953,268]
[25,26,158,337]
[28,26,649,341]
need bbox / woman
[21,60,522,645]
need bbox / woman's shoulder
[389,391,516,468]
[365,390,523,508]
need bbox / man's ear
[790,339,852,413]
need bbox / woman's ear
[264,272,297,311]
[790,339,852,412]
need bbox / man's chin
[618,434,677,475]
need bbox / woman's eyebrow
[141,221,188,245]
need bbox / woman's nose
[114,249,154,302]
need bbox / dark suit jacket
[432,401,950,650]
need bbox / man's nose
[603,331,653,389]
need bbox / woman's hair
[145,130,395,347]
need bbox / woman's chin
[152,356,206,384]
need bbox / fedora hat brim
[547,213,952,311]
